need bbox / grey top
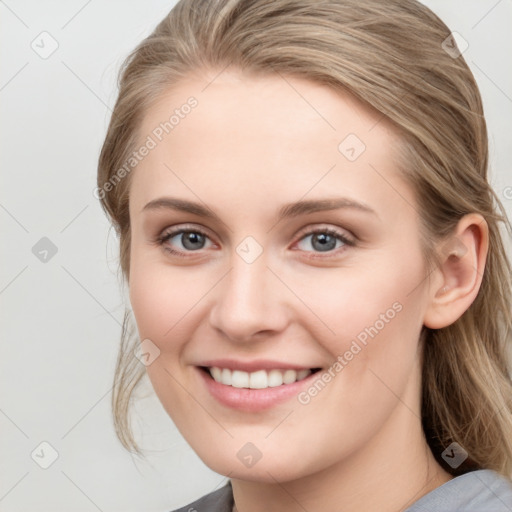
[170,470,512,511]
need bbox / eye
[155,225,354,258]
[295,227,354,254]
[157,227,214,256]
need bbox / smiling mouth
[199,366,322,389]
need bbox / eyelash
[155,225,355,259]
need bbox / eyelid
[293,224,355,243]
[157,224,215,248]
[158,223,214,241]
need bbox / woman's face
[128,69,434,481]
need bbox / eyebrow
[142,196,377,221]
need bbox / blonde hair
[97,0,512,477]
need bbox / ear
[423,213,489,329]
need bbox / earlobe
[423,214,489,329]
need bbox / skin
[127,68,488,512]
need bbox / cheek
[294,247,426,350]
[128,253,207,414]
[128,247,208,344]
[129,268,173,342]
[295,245,427,406]
[281,270,426,475]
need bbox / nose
[208,252,290,343]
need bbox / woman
[97,0,512,510]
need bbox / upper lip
[198,359,320,372]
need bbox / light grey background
[1,1,511,511]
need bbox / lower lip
[197,367,318,412]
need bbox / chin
[193,441,316,483]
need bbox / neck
[231,369,453,512]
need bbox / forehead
[138,68,388,150]
[131,69,412,222]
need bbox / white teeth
[210,367,222,382]
[267,369,283,387]
[231,370,249,388]
[283,369,297,384]
[221,368,232,385]
[207,367,312,389]
[249,370,268,389]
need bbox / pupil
[313,233,336,252]
[183,232,204,250]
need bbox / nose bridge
[209,247,287,341]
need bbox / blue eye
[158,229,213,256]
[156,226,354,258]
[296,228,353,253]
